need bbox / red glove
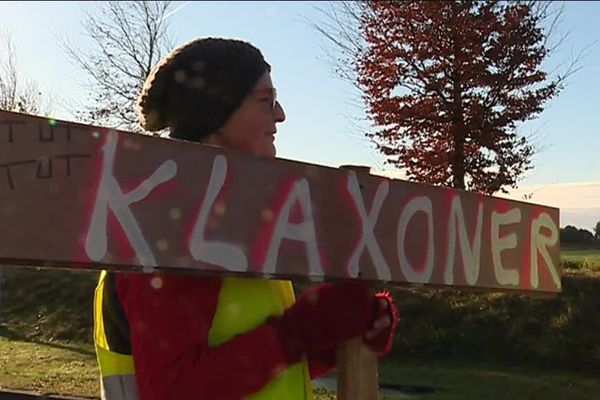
[269,280,373,364]
[307,290,398,379]
[363,290,398,356]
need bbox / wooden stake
[336,165,379,400]
[336,336,379,400]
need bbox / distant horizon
[373,169,599,232]
[501,181,600,232]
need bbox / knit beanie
[137,37,271,141]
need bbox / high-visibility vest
[209,277,313,400]
[94,271,312,399]
[94,271,138,400]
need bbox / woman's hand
[363,291,398,355]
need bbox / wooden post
[337,165,379,400]
[337,337,379,400]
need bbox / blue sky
[1,1,599,229]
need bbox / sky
[0,1,599,230]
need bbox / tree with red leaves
[317,1,569,195]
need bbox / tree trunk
[451,17,465,191]
[452,121,465,190]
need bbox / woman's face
[207,72,285,158]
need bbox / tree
[594,221,600,239]
[61,1,174,132]
[560,225,594,245]
[316,1,575,195]
[0,32,51,115]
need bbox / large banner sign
[0,110,561,292]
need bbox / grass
[385,267,600,372]
[0,266,97,343]
[561,248,600,272]
[0,336,98,398]
[0,255,599,399]
[1,336,599,399]
[375,358,600,400]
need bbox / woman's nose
[273,101,286,123]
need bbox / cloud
[499,181,600,231]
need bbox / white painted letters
[345,171,391,280]
[189,155,248,271]
[530,213,560,289]
[397,196,434,284]
[85,133,177,266]
[263,179,323,276]
[491,208,521,286]
[444,197,483,286]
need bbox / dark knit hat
[137,37,271,141]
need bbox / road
[0,391,95,400]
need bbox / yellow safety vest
[209,277,313,400]
[94,271,138,400]
[94,271,313,399]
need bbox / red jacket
[110,272,334,400]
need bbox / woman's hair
[137,37,271,142]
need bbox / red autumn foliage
[357,0,561,194]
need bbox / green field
[0,337,98,398]
[1,336,599,400]
[561,248,600,272]
[0,251,598,399]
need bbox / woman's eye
[258,97,274,108]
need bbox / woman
[94,37,398,400]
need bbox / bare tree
[61,1,174,132]
[0,33,51,115]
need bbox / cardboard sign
[0,110,561,292]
